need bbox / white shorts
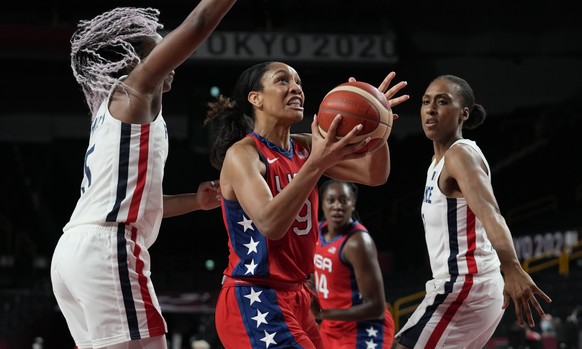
[50,224,167,349]
[395,272,504,349]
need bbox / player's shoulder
[445,140,488,177]
[447,139,480,160]
[224,138,259,164]
[343,230,377,259]
[346,229,373,246]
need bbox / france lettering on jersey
[63,100,169,248]
[395,139,504,348]
[422,139,500,280]
[220,132,319,283]
[315,220,394,349]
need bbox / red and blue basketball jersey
[314,221,394,349]
[215,132,323,349]
[220,132,318,283]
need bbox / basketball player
[203,61,409,348]
[50,1,236,348]
[313,179,395,349]
[393,75,552,349]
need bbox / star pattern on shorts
[238,215,254,232]
[361,325,381,348]
[252,309,269,328]
[234,209,285,348]
[260,330,277,348]
[242,287,280,348]
[365,338,378,349]
[366,325,378,337]
[244,287,262,306]
[244,236,260,254]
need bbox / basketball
[317,81,392,153]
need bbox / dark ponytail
[204,61,275,170]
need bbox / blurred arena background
[1,1,581,348]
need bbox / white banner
[190,31,398,63]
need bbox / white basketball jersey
[63,100,169,248]
[421,139,500,279]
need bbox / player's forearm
[321,301,385,321]
[326,144,390,185]
[163,193,199,218]
[483,216,522,270]
[254,164,322,240]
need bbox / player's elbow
[371,301,387,319]
[360,298,386,320]
[369,167,390,186]
[254,221,287,241]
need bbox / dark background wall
[1,1,581,348]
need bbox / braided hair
[70,7,163,118]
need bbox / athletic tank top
[422,139,500,279]
[314,220,366,309]
[63,99,168,248]
[315,220,394,346]
[221,132,318,283]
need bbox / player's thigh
[101,335,167,349]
